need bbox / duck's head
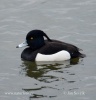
[16,30,52,50]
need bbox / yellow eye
[30,37,33,40]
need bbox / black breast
[21,48,39,61]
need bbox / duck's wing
[38,40,85,58]
[50,39,82,51]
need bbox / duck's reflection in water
[20,58,80,99]
[20,58,79,81]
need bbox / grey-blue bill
[16,41,28,48]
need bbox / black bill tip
[16,46,19,48]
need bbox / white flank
[35,50,71,61]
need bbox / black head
[26,30,52,50]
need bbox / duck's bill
[16,41,28,48]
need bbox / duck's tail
[77,47,86,58]
[79,53,86,58]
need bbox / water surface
[0,0,96,100]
